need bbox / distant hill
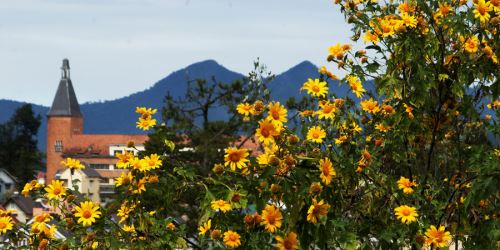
[2,59,495,152]
[0,60,328,151]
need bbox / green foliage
[0,104,42,190]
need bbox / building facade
[46,59,148,204]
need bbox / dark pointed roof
[47,59,82,117]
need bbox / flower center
[229,153,241,162]
[478,5,487,15]
[83,210,92,219]
[402,209,411,216]
[229,234,237,241]
[323,106,333,113]
[261,128,270,137]
[322,167,330,175]
[271,110,280,120]
[267,215,276,224]
[312,85,320,92]
[0,222,5,229]
[312,132,320,138]
[53,187,61,195]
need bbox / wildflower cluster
[135,107,157,130]
[4,0,499,249]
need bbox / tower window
[55,140,63,152]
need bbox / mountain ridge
[0,59,322,151]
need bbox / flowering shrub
[1,0,499,249]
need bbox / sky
[0,0,353,106]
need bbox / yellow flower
[31,213,52,233]
[223,230,241,249]
[61,157,85,170]
[351,121,363,134]
[0,216,14,235]
[22,180,42,197]
[167,222,176,230]
[74,201,102,227]
[115,171,133,187]
[335,135,348,145]
[316,101,337,120]
[403,103,414,119]
[319,158,335,185]
[491,0,500,12]
[474,0,492,23]
[117,201,136,224]
[211,200,232,213]
[487,100,500,109]
[319,66,338,80]
[346,76,366,98]
[299,110,315,117]
[400,13,417,28]
[237,102,255,116]
[256,119,280,145]
[328,43,346,59]
[307,126,326,143]
[375,123,391,133]
[44,180,66,200]
[394,205,418,224]
[425,225,452,248]
[397,177,417,194]
[379,19,395,37]
[135,107,157,118]
[123,224,136,233]
[267,102,288,126]
[261,205,282,233]
[275,232,299,250]
[140,154,162,171]
[464,36,480,53]
[302,78,328,98]
[224,147,250,171]
[360,98,381,114]
[132,177,147,194]
[381,104,395,116]
[438,2,452,17]
[257,144,279,165]
[307,199,330,224]
[42,224,57,239]
[362,31,379,44]
[198,219,211,235]
[136,117,156,131]
[116,151,134,169]
[482,44,498,64]
[398,2,415,13]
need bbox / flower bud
[231,193,241,203]
[39,239,48,249]
[212,164,224,175]
[284,155,296,167]
[287,135,300,145]
[211,229,222,239]
[270,184,281,193]
[269,156,281,167]
[253,100,265,115]
[309,182,323,194]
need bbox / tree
[0,104,43,188]
[130,61,273,244]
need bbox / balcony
[99,184,115,194]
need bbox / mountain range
[1,59,359,151]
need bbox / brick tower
[46,59,83,183]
